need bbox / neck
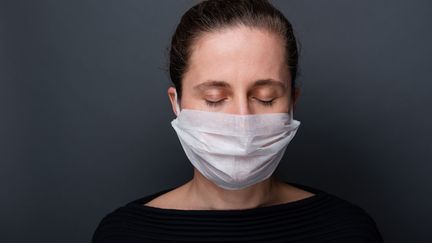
[186,169,280,210]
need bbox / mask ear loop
[174,89,181,116]
[289,103,294,123]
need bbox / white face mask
[170,90,301,190]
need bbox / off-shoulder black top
[92,182,383,243]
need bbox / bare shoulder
[278,181,316,202]
[143,183,189,209]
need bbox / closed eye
[205,99,226,107]
[255,98,276,106]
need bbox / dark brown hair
[169,0,299,100]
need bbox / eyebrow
[253,79,287,90]
[193,79,287,91]
[193,80,230,91]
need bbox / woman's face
[168,26,300,115]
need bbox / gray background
[1,0,431,242]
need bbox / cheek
[179,91,209,110]
[281,101,292,113]
[271,96,290,113]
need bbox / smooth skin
[145,25,314,210]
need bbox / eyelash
[260,99,275,106]
[205,99,225,107]
[204,99,275,107]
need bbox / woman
[92,0,383,242]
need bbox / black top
[92,182,383,243]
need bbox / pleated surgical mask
[170,90,301,190]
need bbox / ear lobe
[292,88,301,107]
[167,87,178,116]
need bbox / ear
[167,86,179,116]
[292,88,301,107]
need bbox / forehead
[183,25,290,89]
